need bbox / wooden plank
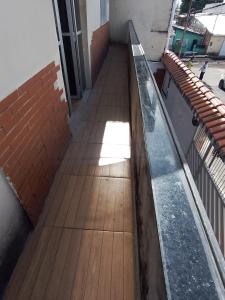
[100,144,131,159]
[124,159,131,178]
[84,177,101,229]
[72,121,92,143]
[89,122,105,144]
[45,175,68,226]
[31,228,62,299]
[73,176,94,228]
[17,227,51,299]
[47,172,63,199]
[124,233,135,300]
[113,179,124,232]
[123,179,133,233]
[56,229,82,300]
[93,178,108,230]
[85,143,101,159]
[4,228,42,300]
[44,229,72,299]
[95,158,110,177]
[54,176,77,227]
[59,158,130,178]
[97,231,113,300]
[64,175,86,228]
[78,159,97,176]
[111,232,124,300]
[83,231,103,300]
[38,172,62,227]
[58,158,73,174]
[103,178,115,231]
[64,142,87,160]
[109,159,125,178]
[71,230,94,299]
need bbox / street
[191,61,225,102]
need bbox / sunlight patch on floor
[98,157,127,166]
[102,121,130,145]
[100,144,131,159]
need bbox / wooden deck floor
[4,45,136,300]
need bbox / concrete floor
[192,62,225,102]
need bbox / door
[219,40,225,57]
[52,0,85,109]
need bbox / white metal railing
[187,126,225,255]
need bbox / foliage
[180,0,223,14]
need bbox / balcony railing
[129,20,225,299]
[187,126,225,255]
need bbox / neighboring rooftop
[173,24,204,35]
[195,14,225,35]
[203,3,225,13]
[162,50,225,155]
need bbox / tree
[180,0,223,14]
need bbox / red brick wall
[0,62,71,225]
[91,22,109,82]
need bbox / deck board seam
[43,225,133,234]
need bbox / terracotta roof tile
[214,131,225,141]
[217,105,225,115]
[217,139,225,148]
[206,118,225,129]
[185,90,202,98]
[162,50,225,150]
[210,98,222,107]
[202,113,222,123]
[209,124,225,134]
[200,86,210,94]
[191,97,208,105]
[195,81,204,88]
[194,102,211,110]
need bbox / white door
[52,0,85,104]
[219,40,225,56]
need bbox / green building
[172,25,206,55]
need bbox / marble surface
[129,21,225,299]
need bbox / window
[100,0,109,25]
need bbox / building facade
[172,25,206,55]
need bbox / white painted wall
[207,35,225,55]
[0,0,64,101]
[162,71,197,154]
[86,0,101,77]
[219,40,225,56]
[86,0,109,82]
[86,0,101,49]
[109,0,174,60]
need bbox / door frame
[65,0,83,98]
[52,0,84,113]
[52,0,72,113]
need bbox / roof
[195,14,225,35]
[173,25,203,36]
[203,3,225,13]
[162,50,225,155]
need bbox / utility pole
[178,0,193,57]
